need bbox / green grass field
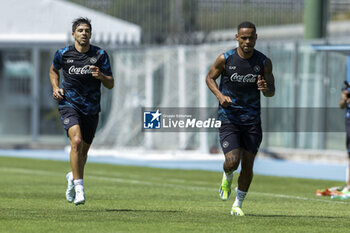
[1,156,350,233]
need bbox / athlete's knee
[224,153,240,171]
[225,161,239,171]
[70,135,82,151]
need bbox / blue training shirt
[218,48,267,125]
[52,44,113,115]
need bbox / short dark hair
[237,21,256,32]
[72,17,92,32]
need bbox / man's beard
[242,47,252,53]
[78,39,89,46]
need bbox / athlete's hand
[257,75,268,92]
[341,90,350,105]
[90,65,103,80]
[342,89,348,98]
[53,88,64,100]
[217,93,232,107]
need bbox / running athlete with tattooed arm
[206,21,275,216]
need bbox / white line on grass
[249,191,347,204]
[0,166,348,204]
[0,167,61,176]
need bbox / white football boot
[74,185,85,205]
[65,172,75,203]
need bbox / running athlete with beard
[49,17,114,205]
[206,21,275,216]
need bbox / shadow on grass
[106,209,181,213]
[247,214,343,219]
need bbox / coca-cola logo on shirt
[68,65,92,75]
[230,73,257,83]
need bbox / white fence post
[145,49,154,149]
[178,46,187,149]
[198,47,208,153]
[31,47,40,142]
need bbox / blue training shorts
[219,123,262,155]
[59,107,99,144]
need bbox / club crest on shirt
[90,57,97,64]
[253,65,261,72]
